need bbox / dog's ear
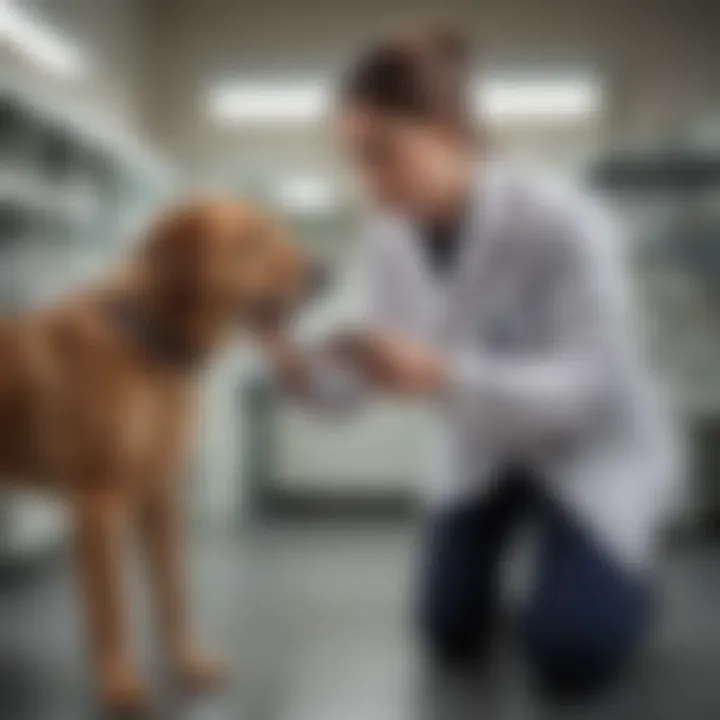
[143,205,207,310]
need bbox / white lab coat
[302,161,679,572]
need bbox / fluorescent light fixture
[208,81,329,124]
[207,74,602,126]
[475,76,602,123]
[275,177,335,214]
[0,1,85,78]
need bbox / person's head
[337,23,477,219]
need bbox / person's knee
[420,608,493,670]
[525,589,651,699]
[426,626,482,668]
[527,642,626,700]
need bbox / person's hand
[253,325,290,358]
[327,329,446,396]
[253,328,310,394]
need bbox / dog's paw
[173,647,228,691]
[100,665,152,716]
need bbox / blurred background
[1,0,720,718]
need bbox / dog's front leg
[138,478,227,690]
[73,490,150,714]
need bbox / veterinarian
[259,24,678,698]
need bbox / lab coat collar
[395,159,508,290]
[453,159,509,296]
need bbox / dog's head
[137,200,321,353]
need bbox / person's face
[337,104,467,218]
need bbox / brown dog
[0,200,308,714]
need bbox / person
[257,23,678,700]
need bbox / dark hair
[340,23,473,134]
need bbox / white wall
[143,0,720,169]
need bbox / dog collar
[105,296,203,373]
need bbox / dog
[0,200,310,714]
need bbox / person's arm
[257,330,369,412]
[259,221,398,414]
[442,200,628,449]
[334,199,630,451]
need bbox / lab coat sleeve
[444,200,628,448]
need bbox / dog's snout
[306,260,330,300]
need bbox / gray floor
[1,521,720,719]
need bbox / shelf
[590,149,720,192]
[0,171,94,225]
[1,80,170,189]
[0,83,173,248]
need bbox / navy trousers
[420,466,652,699]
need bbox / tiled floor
[1,521,720,719]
